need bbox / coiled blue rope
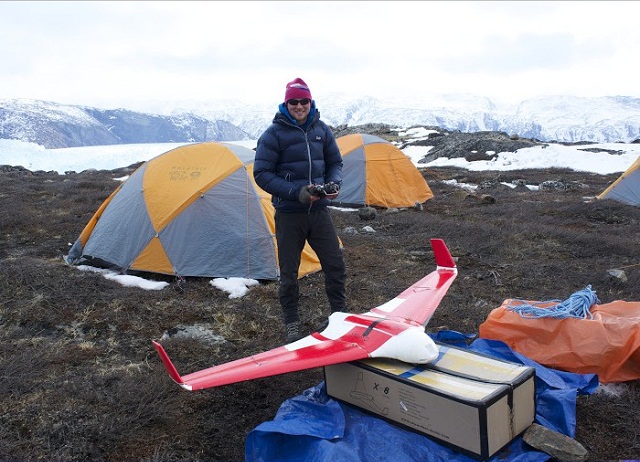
[506,285,600,320]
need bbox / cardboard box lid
[430,342,534,386]
[360,358,510,404]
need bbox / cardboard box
[427,341,536,438]
[324,343,535,460]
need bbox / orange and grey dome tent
[66,142,320,280]
[333,134,433,208]
[597,156,640,206]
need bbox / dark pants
[275,207,347,324]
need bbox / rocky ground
[1,131,639,461]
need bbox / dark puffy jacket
[253,104,343,212]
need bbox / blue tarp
[246,331,599,462]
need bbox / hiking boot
[284,321,303,343]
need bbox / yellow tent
[597,156,640,206]
[67,142,320,279]
[334,134,434,208]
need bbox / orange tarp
[479,299,640,383]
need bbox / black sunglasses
[287,98,311,106]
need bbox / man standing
[253,78,347,343]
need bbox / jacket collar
[276,101,318,130]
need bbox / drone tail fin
[152,340,192,391]
[431,238,456,270]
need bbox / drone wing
[153,330,370,391]
[367,238,457,325]
[153,238,457,392]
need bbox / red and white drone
[153,238,457,391]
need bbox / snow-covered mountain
[0,99,250,148]
[1,94,639,148]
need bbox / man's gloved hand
[324,181,340,200]
[298,185,321,204]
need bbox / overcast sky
[2,1,639,113]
